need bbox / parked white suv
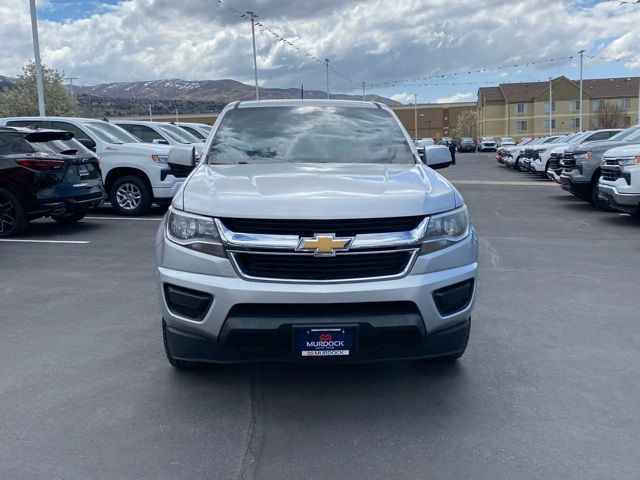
[479,137,497,152]
[0,117,185,215]
[598,144,640,216]
[173,122,212,140]
[113,120,204,153]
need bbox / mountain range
[0,76,398,117]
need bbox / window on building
[544,101,556,113]
[570,100,580,112]
[516,103,527,114]
[619,98,632,110]
[516,120,528,131]
[543,119,556,130]
[622,115,632,127]
[592,99,605,111]
[571,118,580,129]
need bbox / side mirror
[423,145,452,170]
[78,138,97,151]
[152,138,169,145]
[167,146,196,174]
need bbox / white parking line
[452,180,557,186]
[84,216,162,221]
[0,239,90,244]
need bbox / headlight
[420,206,470,255]
[616,156,640,166]
[574,151,592,165]
[152,153,168,164]
[166,207,224,256]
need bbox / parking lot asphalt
[2,152,639,480]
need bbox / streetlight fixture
[29,0,45,116]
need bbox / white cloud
[0,0,639,96]
[390,92,415,104]
[434,92,474,103]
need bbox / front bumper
[597,184,640,214]
[157,228,478,363]
[547,169,562,183]
[559,173,589,194]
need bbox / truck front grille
[601,167,622,182]
[219,216,424,237]
[561,153,575,171]
[231,250,416,282]
[548,153,562,171]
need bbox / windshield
[84,122,141,144]
[501,138,514,142]
[609,125,640,141]
[461,138,473,142]
[156,124,200,144]
[207,106,415,165]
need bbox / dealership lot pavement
[2,152,639,480]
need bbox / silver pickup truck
[156,100,478,367]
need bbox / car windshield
[502,138,515,142]
[461,138,473,142]
[609,125,640,141]
[207,106,415,165]
[30,138,92,155]
[156,124,200,144]
[625,129,640,142]
[83,122,140,144]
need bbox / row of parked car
[0,117,211,236]
[496,125,640,216]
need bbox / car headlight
[615,156,640,166]
[420,205,470,255]
[574,151,592,165]
[152,153,168,164]
[166,207,224,257]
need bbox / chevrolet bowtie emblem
[297,234,353,256]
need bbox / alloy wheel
[0,196,16,234]
[115,183,142,211]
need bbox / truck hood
[601,144,640,158]
[103,142,172,156]
[180,163,457,219]
[571,139,630,154]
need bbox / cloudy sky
[1,0,639,104]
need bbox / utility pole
[579,49,585,131]
[549,77,553,135]
[325,59,330,99]
[149,105,153,121]
[29,0,45,116]
[301,84,304,99]
[362,82,365,101]
[414,94,418,140]
[248,11,259,101]
[67,76,79,100]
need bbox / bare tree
[0,62,78,117]
[592,101,625,129]
[451,110,478,140]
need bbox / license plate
[77,165,89,177]
[294,327,356,357]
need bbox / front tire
[51,212,87,224]
[0,188,28,238]
[110,175,152,216]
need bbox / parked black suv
[0,127,105,237]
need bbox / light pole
[29,0,45,116]
[175,109,179,122]
[149,105,153,121]
[548,77,553,135]
[579,49,585,131]
[67,76,78,100]
[325,59,330,99]
[248,11,259,101]
[362,82,365,101]
[414,94,418,140]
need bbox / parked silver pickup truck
[156,100,478,367]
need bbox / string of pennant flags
[216,0,639,93]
